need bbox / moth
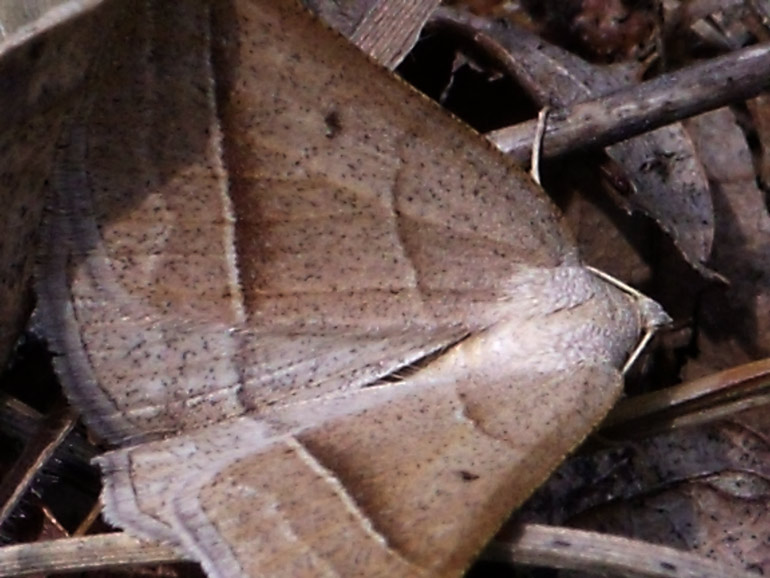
[35,0,667,576]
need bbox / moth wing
[37,0,580,445]
[35,3,652,575]
[99,362,623,578]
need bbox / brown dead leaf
[303,0,441,68]
[523,405,770,576]
[683,107,770,377]
[747,93,770,189]
[554,162,657,288]
[518,0,663,63]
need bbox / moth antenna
[585,265,646,301]
[621,328,656,376]
[585,266,671,375]
[530,106,550,186]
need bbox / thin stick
[2,524,757,578]
[486,523,759,578]
[529,107,549,185]
[73,499,103,537]
[487,41,770,162]
[0,401,77,527]
[602,357,770,438]
[0,533,184,577]
[431,11,770,164]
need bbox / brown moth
[35,0,667,576]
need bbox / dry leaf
[303,0,441,68]
[520,0,662,62]
[524,405,770,576]
[553,163,658,288]
[683,107,770,377]
[747,93,770,197]
[30,1,665,577]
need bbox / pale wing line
[387,132,429,312]
[204,2,246,326]
[35,1,159,443]
[97,450,183,549]
[43,1,250,444]
[153,423,285,578]
[286,437,388,549]
[258,502,341,578]
[286,436,428,576]
[232,169,529,253]
[160,431,343,578]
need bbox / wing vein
[205,2,246,325]
[286,436,425,574]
